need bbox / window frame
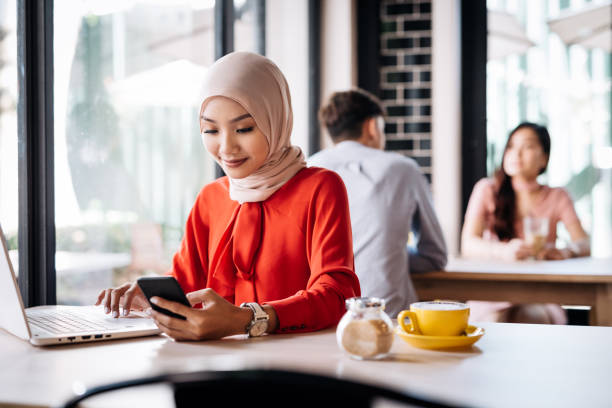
[460,0,487,220]
[308,0,321,155]
[17,0,56,307]
[356,0,381,97]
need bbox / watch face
[249,320,267,337]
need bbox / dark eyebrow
[200,113,252,124]
[230,113,252,123]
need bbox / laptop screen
[0,225,31,340]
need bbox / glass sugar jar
[336,297,394,360]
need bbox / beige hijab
[200,52,306,203]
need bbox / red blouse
[170,167,360,333]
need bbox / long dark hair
[493,122,551,240]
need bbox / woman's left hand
[149,288,253,341]
[536,247,571,260]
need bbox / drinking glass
[523,216,549,257]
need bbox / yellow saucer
[395,325,485,350]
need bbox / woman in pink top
[461,122,590,324]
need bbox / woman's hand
[536,247,571,260]
[149,288,255,341]
[95,282,149,318]
[502,238,532,261]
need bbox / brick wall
[380,0,432,181]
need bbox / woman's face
[200,96,270,179]
[502,127,548,180]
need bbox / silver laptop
[0,225,161,346]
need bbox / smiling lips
[222,158,248,168]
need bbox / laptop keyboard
[27,309,116,334]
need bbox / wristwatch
[240,302,269,337]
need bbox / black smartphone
[137,276,191,320]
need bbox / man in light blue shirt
[309,89,447,317]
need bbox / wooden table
[1,323,612,408]
[412,257,612,326]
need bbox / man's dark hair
[318,88,384,142]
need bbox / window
[234,0,263,53]
[265,0,310,154]
[0,1,18,266]
[54,2,216,304]
[486,0,611,257]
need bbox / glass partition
[234,0,258,52]
[54,1,216,304]
[0,0,18,269]
[487,0,611,257]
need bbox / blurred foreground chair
[61,369,464,408]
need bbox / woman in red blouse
[95,52,360,340]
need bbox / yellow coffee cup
[397,301,469,337]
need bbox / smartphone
[137,276,191,320]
